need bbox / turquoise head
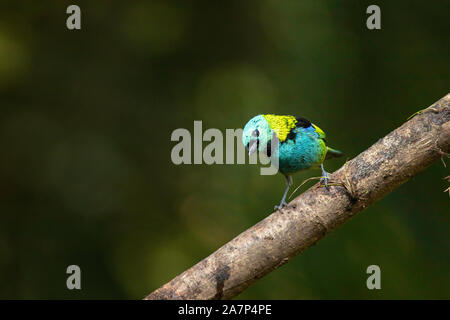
[242,115,273,156]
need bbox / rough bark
[146,94,450,300]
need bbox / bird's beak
[248,141,257,156]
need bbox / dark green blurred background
[0,0,448,299]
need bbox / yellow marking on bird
[312,124,326,139]
[262,114,297,142]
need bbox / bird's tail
[325,147,343,160]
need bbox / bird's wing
[311,123,343,159]
[311,124,326,140]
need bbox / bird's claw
[274,201,287,211]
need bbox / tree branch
[146,94,450,300]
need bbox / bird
[242,114,343,210]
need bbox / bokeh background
[0,0,448,299]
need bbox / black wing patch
[286,130,296,141]
[295,116,311,128]
[282,116,311,144]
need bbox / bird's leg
[275,175,293,210]
[320,163,330,188]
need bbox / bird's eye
[252,129,259,137]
